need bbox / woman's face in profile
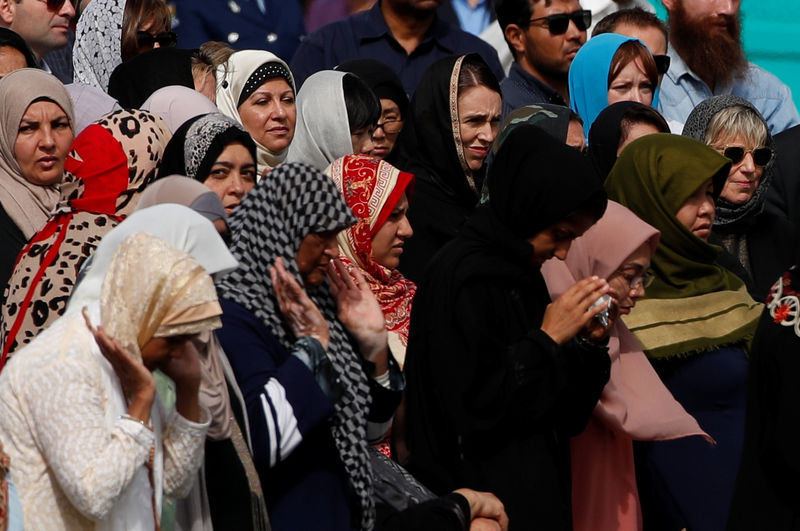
[457,85,501,171]
[296,230,339,287]
[675,178,715,241]
[527,213,596,267]
[607,57,654,107]
[238,77,297,153]
[370,193,412,270]
[14,100,73,186]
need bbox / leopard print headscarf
[0,110,171,366]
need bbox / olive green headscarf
[606,134,762,359]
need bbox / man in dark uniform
[169,0,305,61]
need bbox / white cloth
[0,304,210,530]
[582,0,655,36]
[67,205,238,312]
[65,83,122,135]
[215,50,296,174]
[285,70,353,171]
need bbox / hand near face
[326,258,388,364]
[270,256,330,350]
[83,307,155,423]
[540,276,613,345]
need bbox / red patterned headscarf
[327,155,416,345]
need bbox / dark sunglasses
[136,31,178,48]
[653,54,670,75]
[43,0,70,10]
[714,145,774,167]
[528,10,592,35]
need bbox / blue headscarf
[569,33,660,141]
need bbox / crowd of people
[0,0,798,530]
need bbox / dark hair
[591,7,668,44]
[495,0,549,59]
[619,104,669,146]
[607,40,658,90]
[457,54,501,97]
[568,109,583,126]
[120,0,172,62]
[342,73,381,133]
[0,28,36,68]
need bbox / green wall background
[648,1,799,108]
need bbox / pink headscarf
[542,201,711,531]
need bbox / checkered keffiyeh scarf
[217,162,375,529]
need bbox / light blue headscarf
[569,33,660,140]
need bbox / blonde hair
[705,105,768,147]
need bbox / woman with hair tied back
[388,53,502,283]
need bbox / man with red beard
[658,0,799,135]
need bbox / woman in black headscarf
[403,124,612,530]
[588,100,669,179]
[388,53,501,283]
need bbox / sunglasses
[42,0,70,9]
[528,10,592,35]
[653,54,670,75]
[713,145,774,167]
[136,31,178,48]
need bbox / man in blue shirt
[658,0,799,135]
[495,0,588,117]
[290,0,504,95]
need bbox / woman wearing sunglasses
[74,0,174,90]
[683,95,794,301]
[568,32,660,140]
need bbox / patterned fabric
[216,162,377,530]
[0,110,172,366]
[0,233,216,530]
[326,155,416,346]
[237,62,293,107]
[766,269,800,335]
[184,114,248,180]
[73,0,124,90]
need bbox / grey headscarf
[682,95,775,230]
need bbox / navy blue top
[171,0,306,62]
[217,298,352,531]
[500,63,567,118]
[289,0,504,95]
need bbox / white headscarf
[65,82,122,134]
[142,86,219,134]
[73,0,124,90]
[68,204,237,312]
[285,70,353,172]
[215,50,296,174]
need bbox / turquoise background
[647,1,799,108]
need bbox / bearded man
[658,0,799,134]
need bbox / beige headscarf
[100,232,222,362]
[0,68,75,239]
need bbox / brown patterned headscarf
[0,110,171,367]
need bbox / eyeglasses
[528,10,592,35]
[374,118,403,135]
[617,267,655,291]
[653,54,670,75]
[136,31,178,48]
[713,145,774,167]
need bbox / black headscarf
[158,113,257,182]
[336,58,409,118]
[588,101,669,180]
[107,47,197,108]
[388,54,493,205]
[0,28,36,68]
